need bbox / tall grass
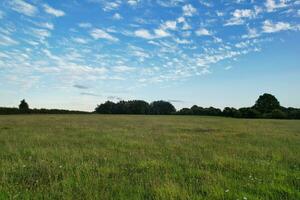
[0,115,299,199]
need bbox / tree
[223,107,240,117]
[204,107,222,116]
[127,100,150,114]
[190,105,205,115]
[19,99,29,112]
[150,101,176,115]
[95,101,116,114]
[114,101,128,114]
[269,109,287,119]
[239,108,261,118]
[253,93,280,113]
[177,108,192,115]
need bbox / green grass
[0,115,299,200]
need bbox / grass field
[0,115,299,199]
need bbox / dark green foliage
[177,108,193,115]
[177,106,222,116]
[127,100,150,114]
[1,94,300,120]
[149,101,176,115]
[190,105,204,115]
[95,101,116,114]
[30,109,88,114]
[114,101,128,114]
[91,94,298,119]
[223,107,240,118]
[204,107,222,116]
[1,99,88,115]
[268,109,288,119]
[95,100,150,114]
[19,99,29,113]
[288,109,300,119]
[0,107,20,115]
[238,108,261,118]
[253,93,280,113]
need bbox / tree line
[0,94,299,119]
[95,94,300,119]
[95,100,176,115]
[0,99,88,115]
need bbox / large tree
[95,101,116,114]
[126,100,150,114]
[19,99,29,112]
[253,93,280,113]
[150,101,176,115]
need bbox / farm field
[0,115,299,200]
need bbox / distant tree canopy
[0,99,88,115]
[175,93,299,119]
[149,101,176,115]
[253,93,280,113]
[95,100,175,115]
[93,94,300,119]
[0,94,299,119]
[19,99,29,112]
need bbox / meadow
[0,115,299,200]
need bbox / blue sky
[0,0,299,111]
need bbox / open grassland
[0,115,299,200]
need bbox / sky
[0,0,299,111]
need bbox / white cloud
[177,17,191,30]
[0,34,19,46]
[8,0,38,16]
[242,27,260,38]
[113,65,135,72]
[43,4,65,17]
[127,0,139,6]
[161,20,177,30]
[32,28,51,40]
[134,29,153,39]
[134,28,170,39]
[78,23,92,28]
[103,2,120,11]
[233,9,255,18]
[195,28,212,36]
[154,29,170,37]
[90,28,119,42]
[174,38,191,44]
[216,11,224,17]
[182,22,192,30]
[225,9,256,26]
[177,17,185,23]
[262,20,292,33]
[225,66,232,70]
[157,0,185,7]
[265,0,287,12]
[38,22,54,30]
[72,37,89,44]
[113,13,123,20]
[183,4,197,17]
